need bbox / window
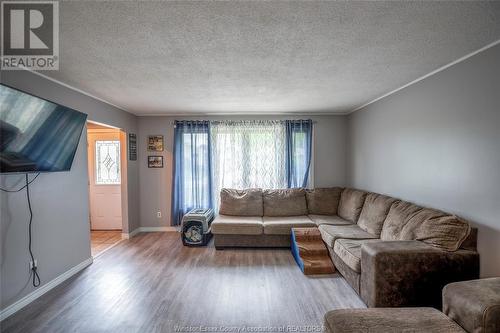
[210,119,312,208]
[211,121,287,208]
[95,140,121,185]
[172,119,313,224]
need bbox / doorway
[87,121,126,256]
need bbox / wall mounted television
[0,84,88,174]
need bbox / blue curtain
[285,119,313,188]
[172,120,213,226]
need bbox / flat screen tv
[0,84,87,173]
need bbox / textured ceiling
[43,1,500,115]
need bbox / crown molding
[349,39,500,114]
[23,70,349,116]
[138,111,350,117]
[19,38,500,117]
[23,69,135,115]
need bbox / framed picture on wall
[128,133,137,160]
[148,156,163,168]
[148,135,164,151]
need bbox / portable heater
[181,208,214,246]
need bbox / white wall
[0,70,139,312]
[348,44,500,277]
[137,115,348,227]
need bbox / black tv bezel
[0,83,88,175]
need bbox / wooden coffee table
[291,227,335,275]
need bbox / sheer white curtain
[211,121,287,208]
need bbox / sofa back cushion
[306,187,343,215]
[219,188,263,216]
[263,188,308,216]
[416,215,471,251]
[399,209,471,251]
[381,202,471,251]
[380,201,423,240]
[357,193,398,236]
[398,208,448,240]
[338,188,368,222]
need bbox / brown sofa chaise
[211,187,480,308]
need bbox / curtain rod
[169,119,316,125]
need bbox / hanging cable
[0,173,40,192]
[25,173,41,287]
[0,173,42,287]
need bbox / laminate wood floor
[90,230,123,256]
[1,232,366,333]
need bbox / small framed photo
[148,135,164,152]
[128,133,137,161]
[148,156,163,168]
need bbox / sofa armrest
[360,241,479,308]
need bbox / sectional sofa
[211,187,480,308]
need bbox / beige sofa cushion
[380,203,470,250]
[219,188,263,216]
[211,215,263,235]
[357,193,398,237]
[338,189,368,222]
[410,215,471,251]
[262,216,315,235]
[318,224,377,248]
[398,208,448,240]
[263,188,308,217]
[306,187,343,215]
[308,214,353,226]
[333,239,381,273]
[380,201,423,241]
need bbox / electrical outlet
[157,211,162,218]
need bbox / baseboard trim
[124,226,178,239]
[123,228,140,239]
[140,226,178,232]
[0,257,93,322]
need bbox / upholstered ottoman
[443,278,500,333]
[323,308,466,333]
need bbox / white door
[88,131,122,230]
